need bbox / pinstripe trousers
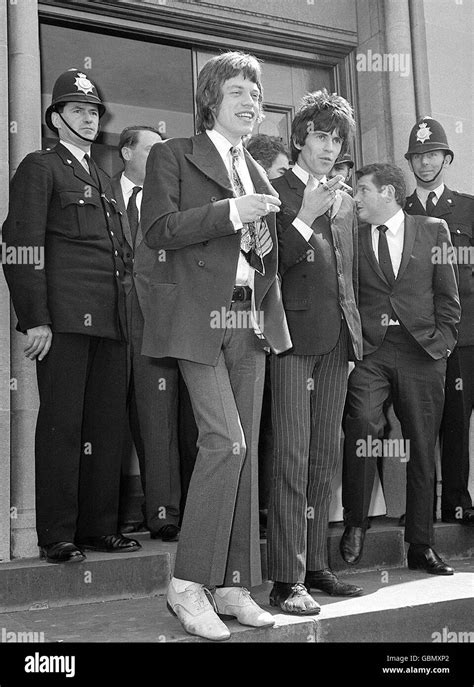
[267,324,349,582]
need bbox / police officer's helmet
[45,69,106,133]
[334,153,354,169]
[405,117,454,161]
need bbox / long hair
[195,51,264,134]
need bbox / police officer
[329,152,354,190]
[2,69,141,562]
[405,116,474,527]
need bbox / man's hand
[297,174,346,226]
[234,194,281,224]
[24,325,53,361]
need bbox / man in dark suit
[111,126,181,542]
[340,163,460,575]
[267,90,364,615]
[140,51,292,641]
[2,69,140,563]
[404,117,474,527]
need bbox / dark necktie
[230,147,272,274]
[83,153,100,188]
[425,191,437,216]
[127,186,141,244]
[377,224,396,287]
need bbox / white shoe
[166,578,231,641]
[213,587,275,628]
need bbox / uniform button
[210,196,217,202]
[457,229,460,233]
[115,270,120,277]
[107,212,110,218]
[78,199,85,205]
[110,231,114,236]
[198,260,205,267]
[114,250,118,256]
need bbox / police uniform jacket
[2,142,126,340]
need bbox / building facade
[1,0,472,560]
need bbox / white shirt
[416,183,444,210]
[60,140,91,170]
[206,129,254,287]
[120,173,142,219]
[371,208,405,325]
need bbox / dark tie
[83,153,100,188]
[230,147,272,274]
[377,224,396,287]
[425,191,437,216]
[127,186,141,245]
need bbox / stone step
[0,518,472,613]
[0,559,472,645]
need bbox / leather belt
[232,285,252,302]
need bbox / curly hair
[195,51,264,134]
[291,89,355,162]
[356,163,407,207]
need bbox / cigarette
[338,180,352,192]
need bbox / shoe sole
[78,545,141,553]
[217,611,275,627]
[166,602,231,640]
[269,598,321,616]
[40,552,86,564]
[407,563,454,575]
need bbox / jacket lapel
[55,142,101,190]
[430,186,455,220]
[405,191,425,215]
[396,213,417,281]
[185,134,234,195]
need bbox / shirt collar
[60,140,91,162]
[416,182,445,204]
[121,173,141,194]
[291,163,326,187]
[371,208,405,236]
[206,129,244,160]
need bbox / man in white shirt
[140,51,292,641]
[111,126,182,543]
[340,163,460,575]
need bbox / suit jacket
[405,186,474,346]
[272,169,363,360]
[110,174,158,317]
[2,142,126,340]
[140,133,292,365]
[358,212,460,359]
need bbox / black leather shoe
[407,546,454,575]
[442,508,474,526]
[150,525,180,542]
[40,541,85,564]
[305,569,363,597]
[76,534,141,552]
[340,526,366,565]
[269,582,320,615]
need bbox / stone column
[7,0,42,558]
[0,0,11,562]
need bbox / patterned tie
[127,186,141,245]
[425,191,437,216]
[376,225,396,287]
[230,147,272,274]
